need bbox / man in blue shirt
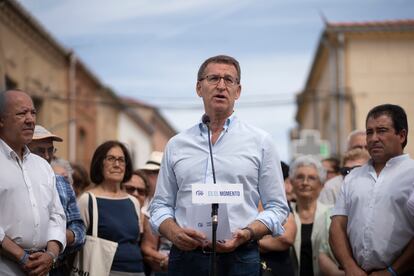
[29,125,85,276]
[149,55,289,276]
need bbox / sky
[17,0,414,161]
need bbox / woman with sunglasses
[123,170,149,208]
[78,140,145,276]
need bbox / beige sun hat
[141,151,163,171]
[32,125,63,142]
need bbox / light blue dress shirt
[149,114,289,237]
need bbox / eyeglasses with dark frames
[199,74,239,86]
[31,146,57,156]
[104,155,126,166]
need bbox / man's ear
[235,84,241,100]
[399,129,407,145]
[196,82,202,97]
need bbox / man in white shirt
[0,89,66,276]
[330,104,414,275]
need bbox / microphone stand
[205,117,218,276]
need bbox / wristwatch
[18,251,29,266]
[241,226,256,243]
[45,251,58,269]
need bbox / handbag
[71,192,118,276]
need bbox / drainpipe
[68,52,77,162]
[327,35,338,156]
[337,32,346,155]
[0,22,5,90]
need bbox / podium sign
[192,183,244,204]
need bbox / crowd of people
[0,54,413,276]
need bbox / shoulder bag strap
[87,192,99,237]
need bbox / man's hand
[171,227,206,251]
[159,219,206,251]
[24,252,53,276]
[159,255,169,271]
[212,228,251,253]
[344,264,368,276]
[368,269,392,276]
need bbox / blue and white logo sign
[192,183,244,204]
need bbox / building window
[32,96,44,124]
[5,75,17,90]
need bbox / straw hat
[32,125,63,142]
[141,151,163,171]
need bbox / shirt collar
[0,138,30,161]
[368,153,409,170]
[198,113,236,134]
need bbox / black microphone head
[202,114,210,124]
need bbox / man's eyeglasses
[340,165,361,176]
[199,74,239,86]
[105,155,126,166]
[124,186,146,196]
[31,147,57,156]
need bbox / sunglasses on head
[340,165,361,176]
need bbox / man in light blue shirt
[149,55,289,276]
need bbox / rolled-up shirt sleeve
[149,142,177,234]
[48,176,67,252]
[0,227,5,243]
[64,180,86,253]
[256,135,289,236]
[331,179,348,217]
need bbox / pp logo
[196,190,204,196]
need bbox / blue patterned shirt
[55,175,86,259]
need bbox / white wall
[118,112,152,169]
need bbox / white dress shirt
[332,154,414,271]
[0,139,66,273]
[408,190,414,217]
[318,175,343,205]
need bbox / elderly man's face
[0,91,36,151]
[348,133,367,150]
[366,114,405,165]
[29,139,55,163]
[196,62,241,117]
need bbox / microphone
[202,113,210,125]
[202,114,216,184]
[202,113,218,276]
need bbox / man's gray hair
[197,55,241,82]
[51,158,74,185]
[289,155,327,183]
[0,89,28,117]
[347,129,366,143]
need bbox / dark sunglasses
[124,186,146,196]
[340,165,361,176]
